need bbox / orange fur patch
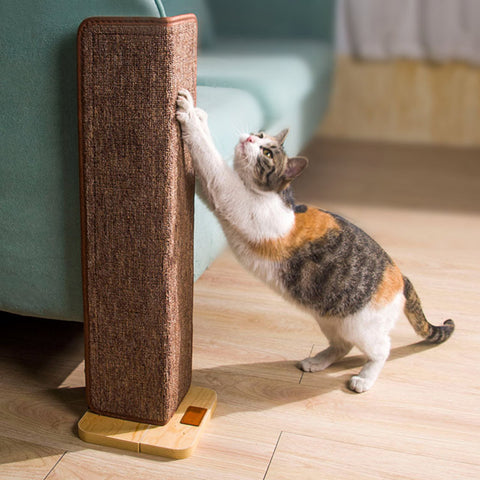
[249,208,339,261]
[373,263,404,308]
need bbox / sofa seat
[197,39,333,133]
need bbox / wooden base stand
[78,387,216,459]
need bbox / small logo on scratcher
[180,406,207,427]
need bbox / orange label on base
[180,406,207,427]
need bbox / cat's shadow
[192,340,436,416]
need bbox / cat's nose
[246,136,255,143]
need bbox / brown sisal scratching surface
[78,16,197,426]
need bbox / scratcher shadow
[49,386,88,418]
[0,312,84,389]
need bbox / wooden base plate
[78,386,217,459]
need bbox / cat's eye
[257,132,264,139]
[262,147,273,159]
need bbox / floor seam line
[299,344,315,384]
[43,451,67,480]
[263,431,283,480]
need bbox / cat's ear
[284,156,308,182]
[275,128,289,145]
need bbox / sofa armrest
[205,0,335,43]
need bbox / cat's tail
[403,276,455,344]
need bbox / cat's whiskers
[234,126,245,138]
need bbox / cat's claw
[177,89,210,137]
[177,88,194,106]
[176,89,195,122]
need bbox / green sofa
[0,0,335,322]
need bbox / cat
[176,89,455,393]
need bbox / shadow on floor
[1,309,438,417]
[192,339,437,415]
[0,311,85,390]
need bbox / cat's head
[234,129,308,193]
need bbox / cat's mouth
[238,145,256,167]
[235,135,260,174]
[235,141,246,156]
[236,137,251,155]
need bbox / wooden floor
[1,139,479,479]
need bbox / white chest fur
[222,190,295,243]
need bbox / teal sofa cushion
[197,39,333,149]
[206,0,335,42]
[0,0,163,321]
[193,86,264,279]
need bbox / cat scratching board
[77,15,215,458]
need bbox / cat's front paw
[176,89,195,124]
[298,357,326,373]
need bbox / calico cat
[176,89,455,393]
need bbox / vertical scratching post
[77,16,216,457]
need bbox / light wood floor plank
[0,435,64,480]
[46,429,279,480]
[265,431,480,480]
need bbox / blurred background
[292,0,480,221]
[320,0,480,147]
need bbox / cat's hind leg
[346,293,403,393]
[348,336,390,393]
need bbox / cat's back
[247,206,402,317]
